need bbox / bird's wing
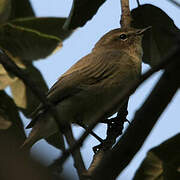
[27,51,124,128]
[47,51,119,102]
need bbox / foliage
[0,0,72,151]
[0,0,179,180]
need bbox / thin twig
[80,124,104,143]
[63,125,86,179]
[120,0,132,28]
[58,45,180,167]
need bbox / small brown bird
[22,27,150,150]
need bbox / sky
[26,0,180,179]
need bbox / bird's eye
[119,34,127,40]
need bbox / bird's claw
[93,116,130,154]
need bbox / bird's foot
[93,115,130,154]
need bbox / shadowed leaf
[133,134,180,180]
[64,0,107,30]
[0,113,12,130]
[12,17,72,40]
[10,62,48,116]
[10,70,65,150]
[133,152,163,180]
[7,60,65,150]
[0,64,17,89]
[0,90,26,149]
[10,0,35,19]
[0,0,11,24]
[0,52,25,89]
[131,4,180,67]
[0,17,72,62]
[0,0,35,24]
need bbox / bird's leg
[93,99,130,153]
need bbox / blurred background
[20,0,180,179]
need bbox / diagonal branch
[90,51,180,180]
[63,125,86,179]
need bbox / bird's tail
[20,115,65,151]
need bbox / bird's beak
[136,26,152,35]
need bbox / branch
[83,151,105,178]
[90,51,180,180]
[58,45,180,167]
[0,50,86,178]
[120,0,132,28]
[63,125,86,179]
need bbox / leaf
[9,0,35,19]
[0,64,17,89]
[0,113,12,130]
[152,133,180,170]
[0,52,25,89]
[10,62,49,116]
[131,4,180,67]
[64,0,107,30]
[0,54,65,150]
[0,17,72,62]
[133,152,163,180]
[0,0,11,24]
[0,90,26,149]
[9,64,66,150]
[12,17,72,40]
[0,0,35,24]
[9,66,65,150]
[133,134,180,180]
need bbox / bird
[21,26,150,150]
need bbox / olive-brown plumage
[21,27,149,150]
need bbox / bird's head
[93,27,151,57]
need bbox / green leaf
[133,134,180,180]
[64,0,107,30]
[0,0,35,24]
[12,17,73,42]
[0,90,26,149]
[131,4,180,67]
[0,0,11,24]
[0,17,72,62]
[9,0,35,19]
